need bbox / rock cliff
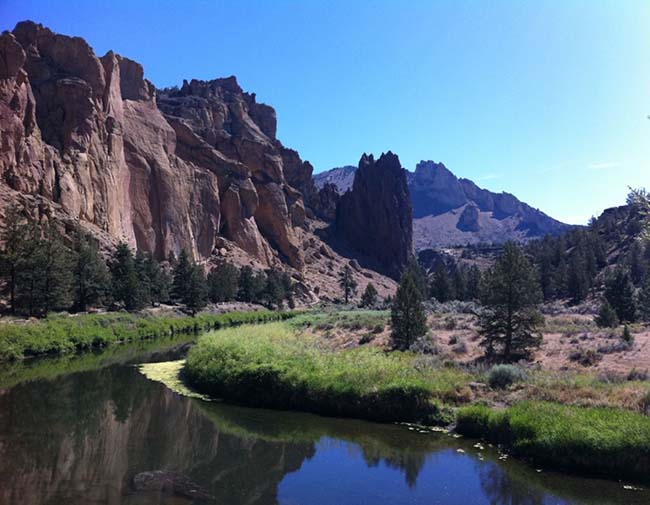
[335,152,413,278]
[0,21,312,269]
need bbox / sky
[2,0,649,224]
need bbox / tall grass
[184,322,467,423]
[457,401,650,482]
[0,310,296,361]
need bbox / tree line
[0,206,295,317]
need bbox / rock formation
[0,21,312,268]
[335,152,412,278]
[316,159,571,249]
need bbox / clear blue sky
[2,0,649,224]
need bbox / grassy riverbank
[0,310,296,361]
[184,318,650,483]
[457,401,650,482]
[184,322,465,423]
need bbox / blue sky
[2,0,649,224]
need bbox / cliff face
[0,21,311,268]
[316,160,571,249]
[335,152,412,278]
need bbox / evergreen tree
[134,250,152,307]
[143,253,171,305]
[280,271,295,308]
[72,232,109,312]
[465,265,482,301]
[595,299,619,328]
[172,250,193,303]
[237,266,256,302]
[405,257,428,298]
[452,268,467,301]
[110,243,145,311]
[628,241,647,285]
[390,272,428,350]
[567,253,589,304]
[263,268,286,309]
[604,269,637,323]
[430,265,453,303]
[251,271,268,304]
[0,205,28,313]
[478,242,543,362]
[338,265,358,304]
[207,262,239,303]
[360,283,378,307]
[35,223,74,315]
[638,276,650,322]
[184,265,208,315]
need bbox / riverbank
[0,309,297,361]
[183,317,650,483]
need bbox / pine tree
[35,223,74,315]
[405,257,428,298]
[638,276,650,322]
[72,232,110,312]
[237,266,256,302]
[207,262,239,303]
[595,299,619,328]
[604,269,637,323]
[143,253,171,305]
[263,268,286,309]
[628,241,647,285]
[478,242,544,362]
[110,243,145,311]
[134,250,152,307]
[184,265,208,315]
[452,268,467,301]
[172,250,193,303]
[430,265,452,303]
[466,265,482,300]
[360,283,378,307]
[0,205,28,313]
[338,265,358,304]
[567,253,589,304]
[390,272,427,350]
[280,271,295,308]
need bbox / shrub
[595,300,619,328]
[569,348,601,366]
[622,325,634,346]
[488,364,526,389]
[452,341,468,354]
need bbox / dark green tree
[263,268,286,309]
[110,243,146,311]
[35,223,74,315]
[628,241,647,285]
[604,269,637,323]
[172,249,193,303]
[72,232,110,312]
[360,282,378,307]
[595,299,619,328]
[0,205,28,313]
[478,242,543,361]
[184,265,208,315]
[430,264,453,303]
[390,272,428,350]
[452,268,467,301]
[207,262,239,303]
[338,265,358,304]
[237,265,256,302]
[405,257,428,298]
[567,253,589,304]
[466,265,482,301]
[142,253,171,305]
[638,276,650,322]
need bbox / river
[0,335,644,504]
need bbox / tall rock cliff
[335,152,412,278]
[0,21,311,268]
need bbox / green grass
[184,322,468,424]
[0,310,297,361]
[457,401,650,482]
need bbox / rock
[0,21,310,269]
[349,259,361,271]
[132,471,214,502]
[457,204,480,232]
[336,152,413,279]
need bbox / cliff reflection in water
[0,359,647,505]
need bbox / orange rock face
[0,21,310,268]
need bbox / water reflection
[0,349,646,505]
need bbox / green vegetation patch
[184,322,466,424]
[0,310,296,361]
[457,401,650,482]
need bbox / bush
[622,325,634,345]
[595,300,619,328]
[569,348,602,366]
[488,364,526,389]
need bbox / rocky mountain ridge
[315,160,571,249]
[0,21,400,301]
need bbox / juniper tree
[595,299,619,328]
[430,264,453,303]
[338,265,358,304]
[638,276,650,322]
[184,264,208,315]
[35,223,74,315]
[478,242,544,362]
[360,282,378,307]
[143,253,171,305]
[0,205,28,313]
[72,232,110,312]
[604,269,637,323]
[110,243,146,311]
[405,257,428,298]
[263,268,286,309]
[207,262,239,303]
[390,272,427,351]
[172,250,193,303]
